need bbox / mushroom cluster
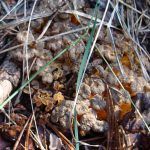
[50,100,108,135]
[50,64,144,135]
[9,12,85,83]
[105,65,150,97]
[46,35,85,72]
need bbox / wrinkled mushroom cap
[80,83,91,99]
[51,100,74,128]
[92,120,109,132]
[99,44,116,62]
[80,109,109,133]
[17,31,34,44]
[130,77,150,94]
[80,110,97,132]
[91,94,106,110]
[76,100,90,115]
[90,78,105,94]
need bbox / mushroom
[53,81,64,91]
[99,44,116,62]
[80,109,108,135]
[46,34,85,71]
[51,100,109,135]
[92,120,109,132]
[90,78,105,95]
[51,100,74,129]
[130,76,150,95]
[80,83,91,99]
[91,94,106,110]
[34,59,64,84]
[50,100,90,129]
[53,92,64,105]
[76,100,90,116]
[91,94,107,120]
[80,110,97,133]
[16,31,34,44]
[33,89,55,112]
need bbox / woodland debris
[0,57,20,104]
[0,0,150,149]
[51,100,108,135]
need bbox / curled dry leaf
[33,89,54,112]
[33,89,52,107]
[53,92,64,105]
[53,81,64,91]
[0,124,22,141]
[49,132,64,150]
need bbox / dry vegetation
[0,0,150,149]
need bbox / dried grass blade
[25,114,34,150]
[47,122,75,150]
[13,115,31,150]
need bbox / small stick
[46,122,75,150]
[25,114,34,150]
[13,115,31,150]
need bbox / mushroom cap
[50,100,74,128]
[100,44,116,62]
[90,78,105,94]
[80,83,91,99]
[51,98,109,133]
[59,114,71,128]
[16,31,34,44]
[92,120,109,132]
[51,100,92,129]
[80,109,97,130]
[80,112,96,132]
[130,76,150,94]
[91,94,106,110]
[51,107,60,123]
[53,92,64,104]
[76,101,90,115]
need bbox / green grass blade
[74,2,100,150]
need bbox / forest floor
[0,0,150,149]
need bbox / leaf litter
[0,0,150,149]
